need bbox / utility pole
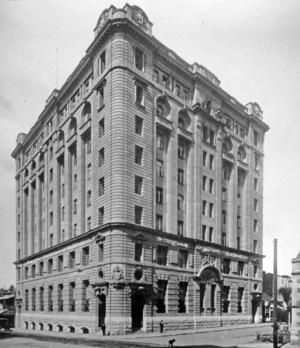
[273,239,278,348]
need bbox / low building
[291,251,300,343]
[0,290,15,328]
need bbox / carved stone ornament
[201,255,215,267]
[98,11,109,30]
[132,6,148,29]
[133,267,146,282]
[111,265,124,281]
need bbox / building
[11,4,269,334]
[0,287,15,327]
[291,251,300,343]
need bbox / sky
[0,0,299,287]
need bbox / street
[0,325,273,348]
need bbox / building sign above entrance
[157,237,188,249]
[196,246,248,260]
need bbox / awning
[0,309,9,315]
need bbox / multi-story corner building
[11,4,269,335]
[291,251,300,343]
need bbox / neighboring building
[11,4,269,334]
[291,251,300,343]
[262,272,292,321]
[0,288,15,327]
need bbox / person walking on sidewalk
[160,320,164,333]
[101,323,106,336]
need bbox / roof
[0,309,8,315]
[0,295,14,301]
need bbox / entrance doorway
[131,291,145,329]
[98,293,106,327]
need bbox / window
[254,155,259,170]
[203,151,207,166]
[25,267,28,279]
[200,283,205,312]
[18,197,20,208]
[25,289,29,310]
[254,178,258,191]
[222,210,227,225]
[73,199,77,214]
[49,212,53,226]
[223,258,231,274]
[237,287,244,313]
[58,255,63,272]
[254,131,259,145]
[254,240,258,253]
[99,177,104,196]
[62,230,65,242]
[39,262,44,276]
[156,104,164,117]
[50,190,53,204]
[177,220,184,236]
[58,284,63,311]
[87,190,91,207]
[209,227,213,242]
[202,200,207,215]
[50,233,53,247]
[209,129,215,145]
[99,118,105,137]
[209,203,214,218]
[62,207,65,221]
[254,219,258,232]
[135,206,143,225]
[178,117,185,129]
[99,148,104,167]
[83,281,90,312]
[100,51,106,73]
[32,288,36,311]
[98,244,104,262]
[48,259,53,274]
[49,168,53,182]
[156,133,164,150]
[254,265,258,278]
[86,137,91,154]
[87,216,91,230]
[238,261,244,276]
[178,169,184,185]
[209,154,214,169]
[62,184,65,198]
[153,69,159,83]
[99,207,104,226]
[74,174,77,190]
[18,231,20,242]
[135,47,144,71]
[222,188,227,202]
[74,223,77,236]
[203,126,208,142]
[183,89,189,103]
[135,115,143,134]
[156,187,163,204]
[223,286,230,313]
[18,214,20,225]
[156,160,164,177]
[49,146,53,160]
[157,246,168,265]
[87,164,92,181]
[82,247,90,266]
[48,286,53,311]
[157,280,167,313]
[135,243,143,262]
[135,84,144,105]
[135,146,143,164]
[178,144,185,159]
[135,176,143,194]
[222,233,227,246]
[178,250,188,268]
[156,215,163,231]
[177,195,184,211]
[209,179,214,194]
[99,87,104,108]
[254,199,258,211]
[70,282,76,311]
[237,215,242,229]
[69,251,75,269]
[162,74,170,89]
[39,287,44,311]
[237,236,241,250]
[202,225,206,240]
[202,176,207,191]
[178,282,188,313]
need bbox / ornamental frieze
[157,237,188,249]
[196,246,248,260]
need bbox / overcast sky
[0,0,299,287]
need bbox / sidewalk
[9,322,272,343]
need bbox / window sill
[97,104,105,113]
[135,102,145,110]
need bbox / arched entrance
[131,291,145,329]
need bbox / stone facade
[12,4,269,335]
[291,251,300,343]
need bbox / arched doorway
[131,291,145,329]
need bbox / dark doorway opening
[131,291,145,330]
[98,293,106,327]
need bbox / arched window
[178,109,191,130]
[69,118,77,137]
[82,102,91,125]
[237,146,246,161]
[155,96,171,118]
[222,137,233,153]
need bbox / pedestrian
[160,320,164,333]
[101,323,106,336]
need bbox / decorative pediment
[94,232,105,243]
[132,232,148,241]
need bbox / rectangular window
[135,48,144,71]
[48,286,53,311]
[177,220,184,236]
[209,203,214,218]
[18,214,20,225]
[178,250,188,268]
[153,69,159,83]
[135,146,143,164]
[82,247,90,266]
[178,169,184,185]
[73,199,77,214]
[25,267,28,279]
[18,197,20,208]
[254,131,259,145]
[209,227,213,242]
[177,195,184,211]
[87,190,91,207]
[62,207,65,221]
[136,84,144,105]
[202,225,206,240]
[49,168,53,182]
[58,284,63,311]
[209,129,215,145]
[237,236,241,250]
[39,262,44,276]
[203,126,208,142]
[223,258,231,274]
[156,133,164,150]
[39,287,44,311]
[222,210,227,225]
[222,233,226,246]
[74,174,77,190]
[254,199,258,211]
[202,176,207,191]
[178,144,185,159]
[254,178,258,191]
[49,146,53,160]
[98,244,104,262]
[156,215,163,231]
[222,188,227,202]
[254,265,258,278]
[254,155,259,170]
[87,164,91,181]
[18,231,20,242]
[49,212,53,225]
[238,261,244,276]
[223,286,230,313]
[99,207,104,226]
[100,51,106,73]
[254,240,258,253]
[99,148,104,167]
[157,246,168,266]
[135,243,143,262]
[99,87,104,108]
[58,255,63,272]
[209,154,214,169]
[203,151,207,166]
[135,176,143,194]
[50,233,53,247]
[86,137,91,154]
[48,259,53,274]
[99,118,105,137]
[135,206,143,225]
[156,160,164,177]
[209,179,214,193]
[62,184,65,198]
[74,223,77,236]
[32,288,36,311]
[99,177,104,196]
[69,251,75,269]
[50,190,53,204]
[237,287,244,313]
[254,219,258,232]
[135,115,143,135]
[156,187,163,204]
[202,200,207,215]
[87,216,91,230]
